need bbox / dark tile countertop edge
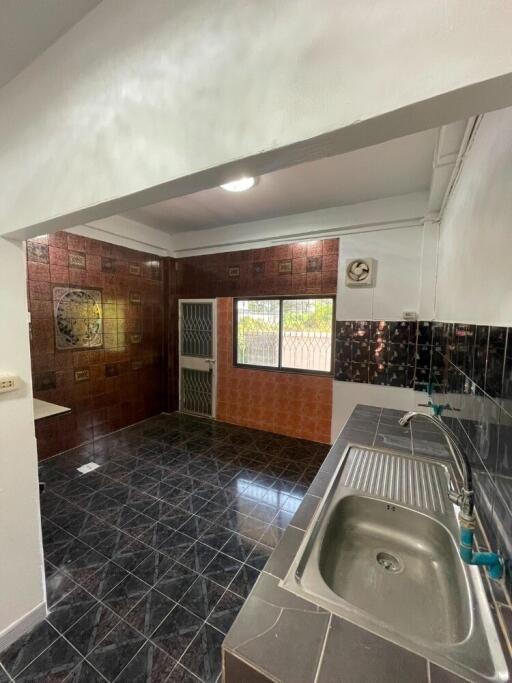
[222,404,511,683]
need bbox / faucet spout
[398,411,473,517]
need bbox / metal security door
[179,299,217,417]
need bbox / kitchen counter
[222,404,511,683]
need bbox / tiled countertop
[223,404,512,683]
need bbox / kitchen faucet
[399,411,503,581]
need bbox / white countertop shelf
[33,398,71,421]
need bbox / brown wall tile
[27,231,165,460]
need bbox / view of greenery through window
[236,298,333,372]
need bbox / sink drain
[376,551,402,573]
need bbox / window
[235,297,334,374]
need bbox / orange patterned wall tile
[216,297,332,444]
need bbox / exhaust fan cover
[345,257,376,287]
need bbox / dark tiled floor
[1,413,328,682]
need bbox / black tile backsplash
[334,320,418,389]
[335,319,512,595]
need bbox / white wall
[331,383,418,440]
[337,224,428,321]
[3,0,512,238]
[0,239,46,648]
[331,223,436,439]
[436,107,512,326]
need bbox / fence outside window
[235,297,334,375]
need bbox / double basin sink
[281,445,508,681]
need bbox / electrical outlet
[0,376,19,393]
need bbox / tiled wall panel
[428,322,512,596]
[166,239,339,413]
[27,233,165,459]
[216,298,332,443]
[173,239,339,298]
[334,318,511,591]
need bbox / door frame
[178,298,217,418]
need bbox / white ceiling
[123,128,437,236]
[0,0,102,89]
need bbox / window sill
[233,363,333,378]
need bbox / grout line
[313,613,332,683]
[371,408,383,447]
[0,662,14,682]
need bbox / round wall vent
[345,257,376,287]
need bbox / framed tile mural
[53,287,103,350]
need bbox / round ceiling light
[220,176,256,192]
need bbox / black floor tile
[46,567,78,608]
[207,589,244,634]
[65,603,120,656]
[221,533,256,563]
[155,563,198,603]
[201,552,242,588]
[246,542,273,571]
[198,525,232,552]
[14,636,82,682]
[0,619,59,678]
[150,605,202,661]
[179,623,224,683]
[47,586,99,634]
[30,414,328,683]
[178,576,225,620]
[166,664,200,682]
[178,542,217,574]
[86,620,146,681]
[130,552,175,586]
[110,538,153,573]
[123,589,176,637]
[65,659,107,681]
[63,561,125,599]
[228,564,260,598]
[114,641,176,682]
[154,526,194,560]
[102,574,151,620]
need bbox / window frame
[233,295,335,377]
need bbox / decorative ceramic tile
[130,334,142,344]
[306,256,323,272]
[278,260,292,274]
[34,371,57,391]
[27,242,49,264]
[129,292,141,304]
[74,369,90,382]
[228,266,240,278]
[253,262,265,276]
[105,364,120,377]
[53,287,103,350]
[101,257,115,272]
[69,252,86,269]
[129,263,141,276]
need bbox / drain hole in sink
[376,551,403,574]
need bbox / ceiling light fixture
[220,176,256,192]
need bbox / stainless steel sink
[281,446,508,682]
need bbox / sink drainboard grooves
[340,448,446,514]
